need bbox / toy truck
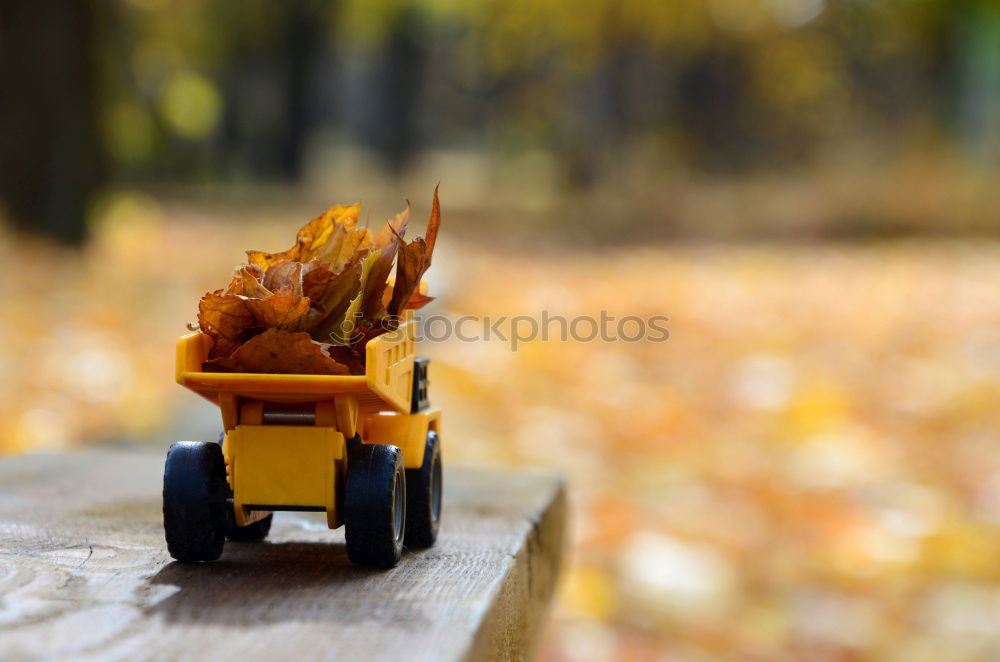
[165,311,441,567]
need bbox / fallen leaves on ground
[2,195,999,661]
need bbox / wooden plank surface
[0,447,566,662]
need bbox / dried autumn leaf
[301,260,336,302]
[361,202,410,320]
[223,264,268,297]
[244,290,311,329]
[197,292,254,359]
[380,276,434,312]
[386,238,427,318]
[246,202,362,270]
[306,259,364,341]
[195,189,441,375]
[330,250,382,345]
[203,329,350,375]
[262,260,304,297]
[404,291,435,310]
[316,222,374,273]
[374,201,410,250]
[423,184,440,257]
[387,188,440,316]
[324,344,365,375]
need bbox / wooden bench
[0,447,566,661]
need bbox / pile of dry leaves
[194,190,440,375]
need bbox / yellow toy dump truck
[165,311,441,567]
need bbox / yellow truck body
[175,314,440,528]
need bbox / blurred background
[2,0,999,659]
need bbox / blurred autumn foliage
[2,0,1000,660]
[3,197,1000,659]
[1,0,998,241]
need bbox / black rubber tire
[404,430,442,548]
[344,444,406,567]
[163,441,229,562]
[226,513,273,541]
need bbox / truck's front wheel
[404,430,442,548]
[344,444,406,567]
[163,441,228,562]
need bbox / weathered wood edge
[465,480,567,661]
[0,446,568,662]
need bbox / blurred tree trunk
[0,0,105,244]
[375,8,427,175]
[216,1,330,181]
[277,3,328,180]
[562,43,639,190]
[955,2,1000,164]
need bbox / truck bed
[175,319,417,413]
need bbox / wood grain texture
[0,447,566,662]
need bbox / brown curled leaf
[361,202,410,320]
[423,184,440,259]
[240,265,271,298]
[301,260,336,303]
[386,189,440,316]
[244,290,311,329]
[262,260,304,297]
[308,260,365,342]
[324,344,365,375]
[203,329,350,375]
[386,238,427,317]
[374,201,409,250]
[197,292,255,359]
[404,291,435,310]
[223,264,267,297]
[194,189,441,373]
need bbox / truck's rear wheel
[163,441,228,562]
[405,430,442,548]
[226,512,273,541]
[345,444,406,567]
